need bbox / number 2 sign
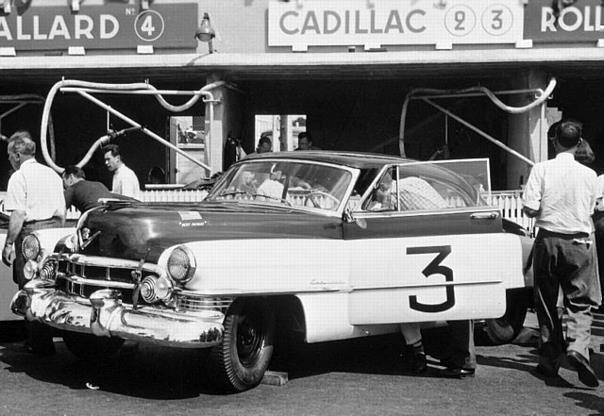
[134,9,165,42]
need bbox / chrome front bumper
[11,280,224,348]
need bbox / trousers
[400,320,476,369]
[533,229,602,368]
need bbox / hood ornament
[79,228,101,250]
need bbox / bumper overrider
[11,280,225,348]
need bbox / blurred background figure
[296,132,321,151]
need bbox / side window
[396,171,477,210]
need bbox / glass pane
[208,160,351,212]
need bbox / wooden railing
[483,190,535,234]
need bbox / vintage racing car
[11,152,532,391]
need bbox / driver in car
[257,166,284,200]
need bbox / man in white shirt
[2,131,65,354]
[523,120,601,387]
[103,144,140,199]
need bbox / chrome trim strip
[60,274,135,290]
[352,206,501,219]
[61,254,162,274]
[351,279,502,292]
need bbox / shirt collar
[555,152,575,161]
[19,158,36,168]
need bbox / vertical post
[279,114,289,151]
[205,73,224,175]
[507,69,548,189]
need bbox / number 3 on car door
[407,245,455,313]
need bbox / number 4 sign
[134,9,165,42]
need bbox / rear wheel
[483,288,531,345]
[208,299,275,392]
[62,331,124,360]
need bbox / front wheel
[208,299,275,392]
[483,288,531,345]
[62,331,124,360]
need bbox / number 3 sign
[134,9,165,42]
[443,2,517,40]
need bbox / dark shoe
[567,351,599,388]
[410,352,427,374]
[401,351,428,374]
[535,364,558,378]
[442,367,475,379]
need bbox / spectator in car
[523,119,601,387]
[236,171,257,194]
[366,170,395,211]
[366,171,448,212]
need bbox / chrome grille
[59,259,134,283]
[175,295,232,314]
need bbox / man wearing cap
[2,131,65,355]
[523,120,602,387]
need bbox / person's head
[554,120,582,151]
[378,171,393,192]
[102,144,123,172]
[257,136,273,153]
[241,170,255,186]
[7,131,35,170]
[575,138,595,165]
[62,165,86,188]
[298,132,312,150]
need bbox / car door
[343,161,524,325]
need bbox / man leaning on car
[2,131,65,355]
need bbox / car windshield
[207,160,353,212]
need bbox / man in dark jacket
[62,165,129,212]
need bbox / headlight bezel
[21,233,41,261]
[166,245,197,284]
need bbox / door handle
[470,211,499,220]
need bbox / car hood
[78,201,342,262]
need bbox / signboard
[268,0,525,51]
[0,3,197,51]
[524,0,604,42]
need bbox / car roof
[242,151,412,170]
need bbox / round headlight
[167,246,196,283]
[140,275,173,303]
[22,234,41,261]
[23,260,37,281]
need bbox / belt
[537,229,589,239]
